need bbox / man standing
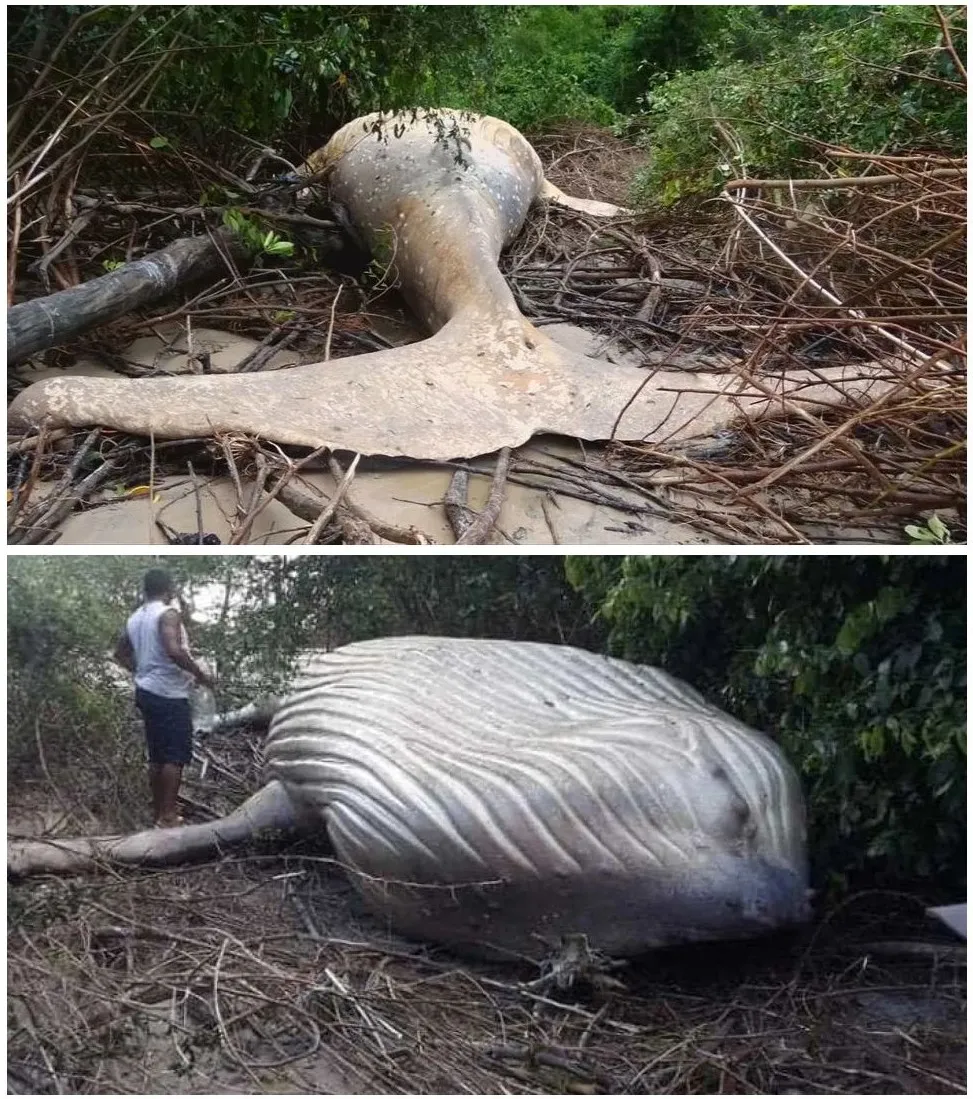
[114,568,215,828]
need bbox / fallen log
[7,228,248,366]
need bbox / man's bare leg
[156,763,184,826]
[148,763,165,823]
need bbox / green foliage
[6,557,155,827]
[630,6,967,205]
[6,556,247,825]
[222,209,294,258]
[465,7,624,130]
[905,515,952,545]
[566,555,966,896]
[9,5,965,210]
[207,557,607,684]
[7,6,516,145]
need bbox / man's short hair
[143,568,174,600]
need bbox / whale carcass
[8,110,884,461]
[7,637,809,959]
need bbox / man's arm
[113,629,136,674]
[159,609,215,689]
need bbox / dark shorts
[135,687,193,765]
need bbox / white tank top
[127,601,193,699]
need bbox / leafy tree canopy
[10,5,963,198]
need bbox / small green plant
[222,209,294,258]
[905,514,952,545]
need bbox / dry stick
[7,422,50,532]
[35,207,97,288]
[187,460,204,543]
[759,189,968,298]
[840,225,967,307]
[822,145,964,164]
[147,431,156,545]
[20,458,118,545]
[304,453,361,544]
[724,194,935,364]
[869,438,967,508]
[721,167,965,193]
[234,444,330,544]
[8,171,24,305]
[236,322,302,373]
[219,437,246,512]
[7,428,73,456]
[33,718,77,824]
[325,455,430,544]
[231,453,271,545]
[733,341,962,500]
[12,43,167,205]
[540,496,561,544]
[324,284,343,362]
[276,476,425,545]
[455,448,513,544]
[934,4,967,83]
[443,468,476,540]
[12,427,100,538]
[211,939,265,1088]
[8,5,133,161]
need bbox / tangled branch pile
[503,131,967,543]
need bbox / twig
[455,448,512,544]
[324,284,343,362]
[187,459,204,543]
[304,453,361,544]
[934,4,967,83]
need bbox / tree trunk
[8,229,248,366]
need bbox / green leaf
[149,135,170,150]
[928,514,950,542]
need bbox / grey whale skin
[261,637,810,957]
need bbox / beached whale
[8,109,882,461]
[7,637,810,959]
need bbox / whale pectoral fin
[7,780,304,877]
[538,178,631,218]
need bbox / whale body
[7,636,809,959]
[8,110,883,462]
[263,636,810,958]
